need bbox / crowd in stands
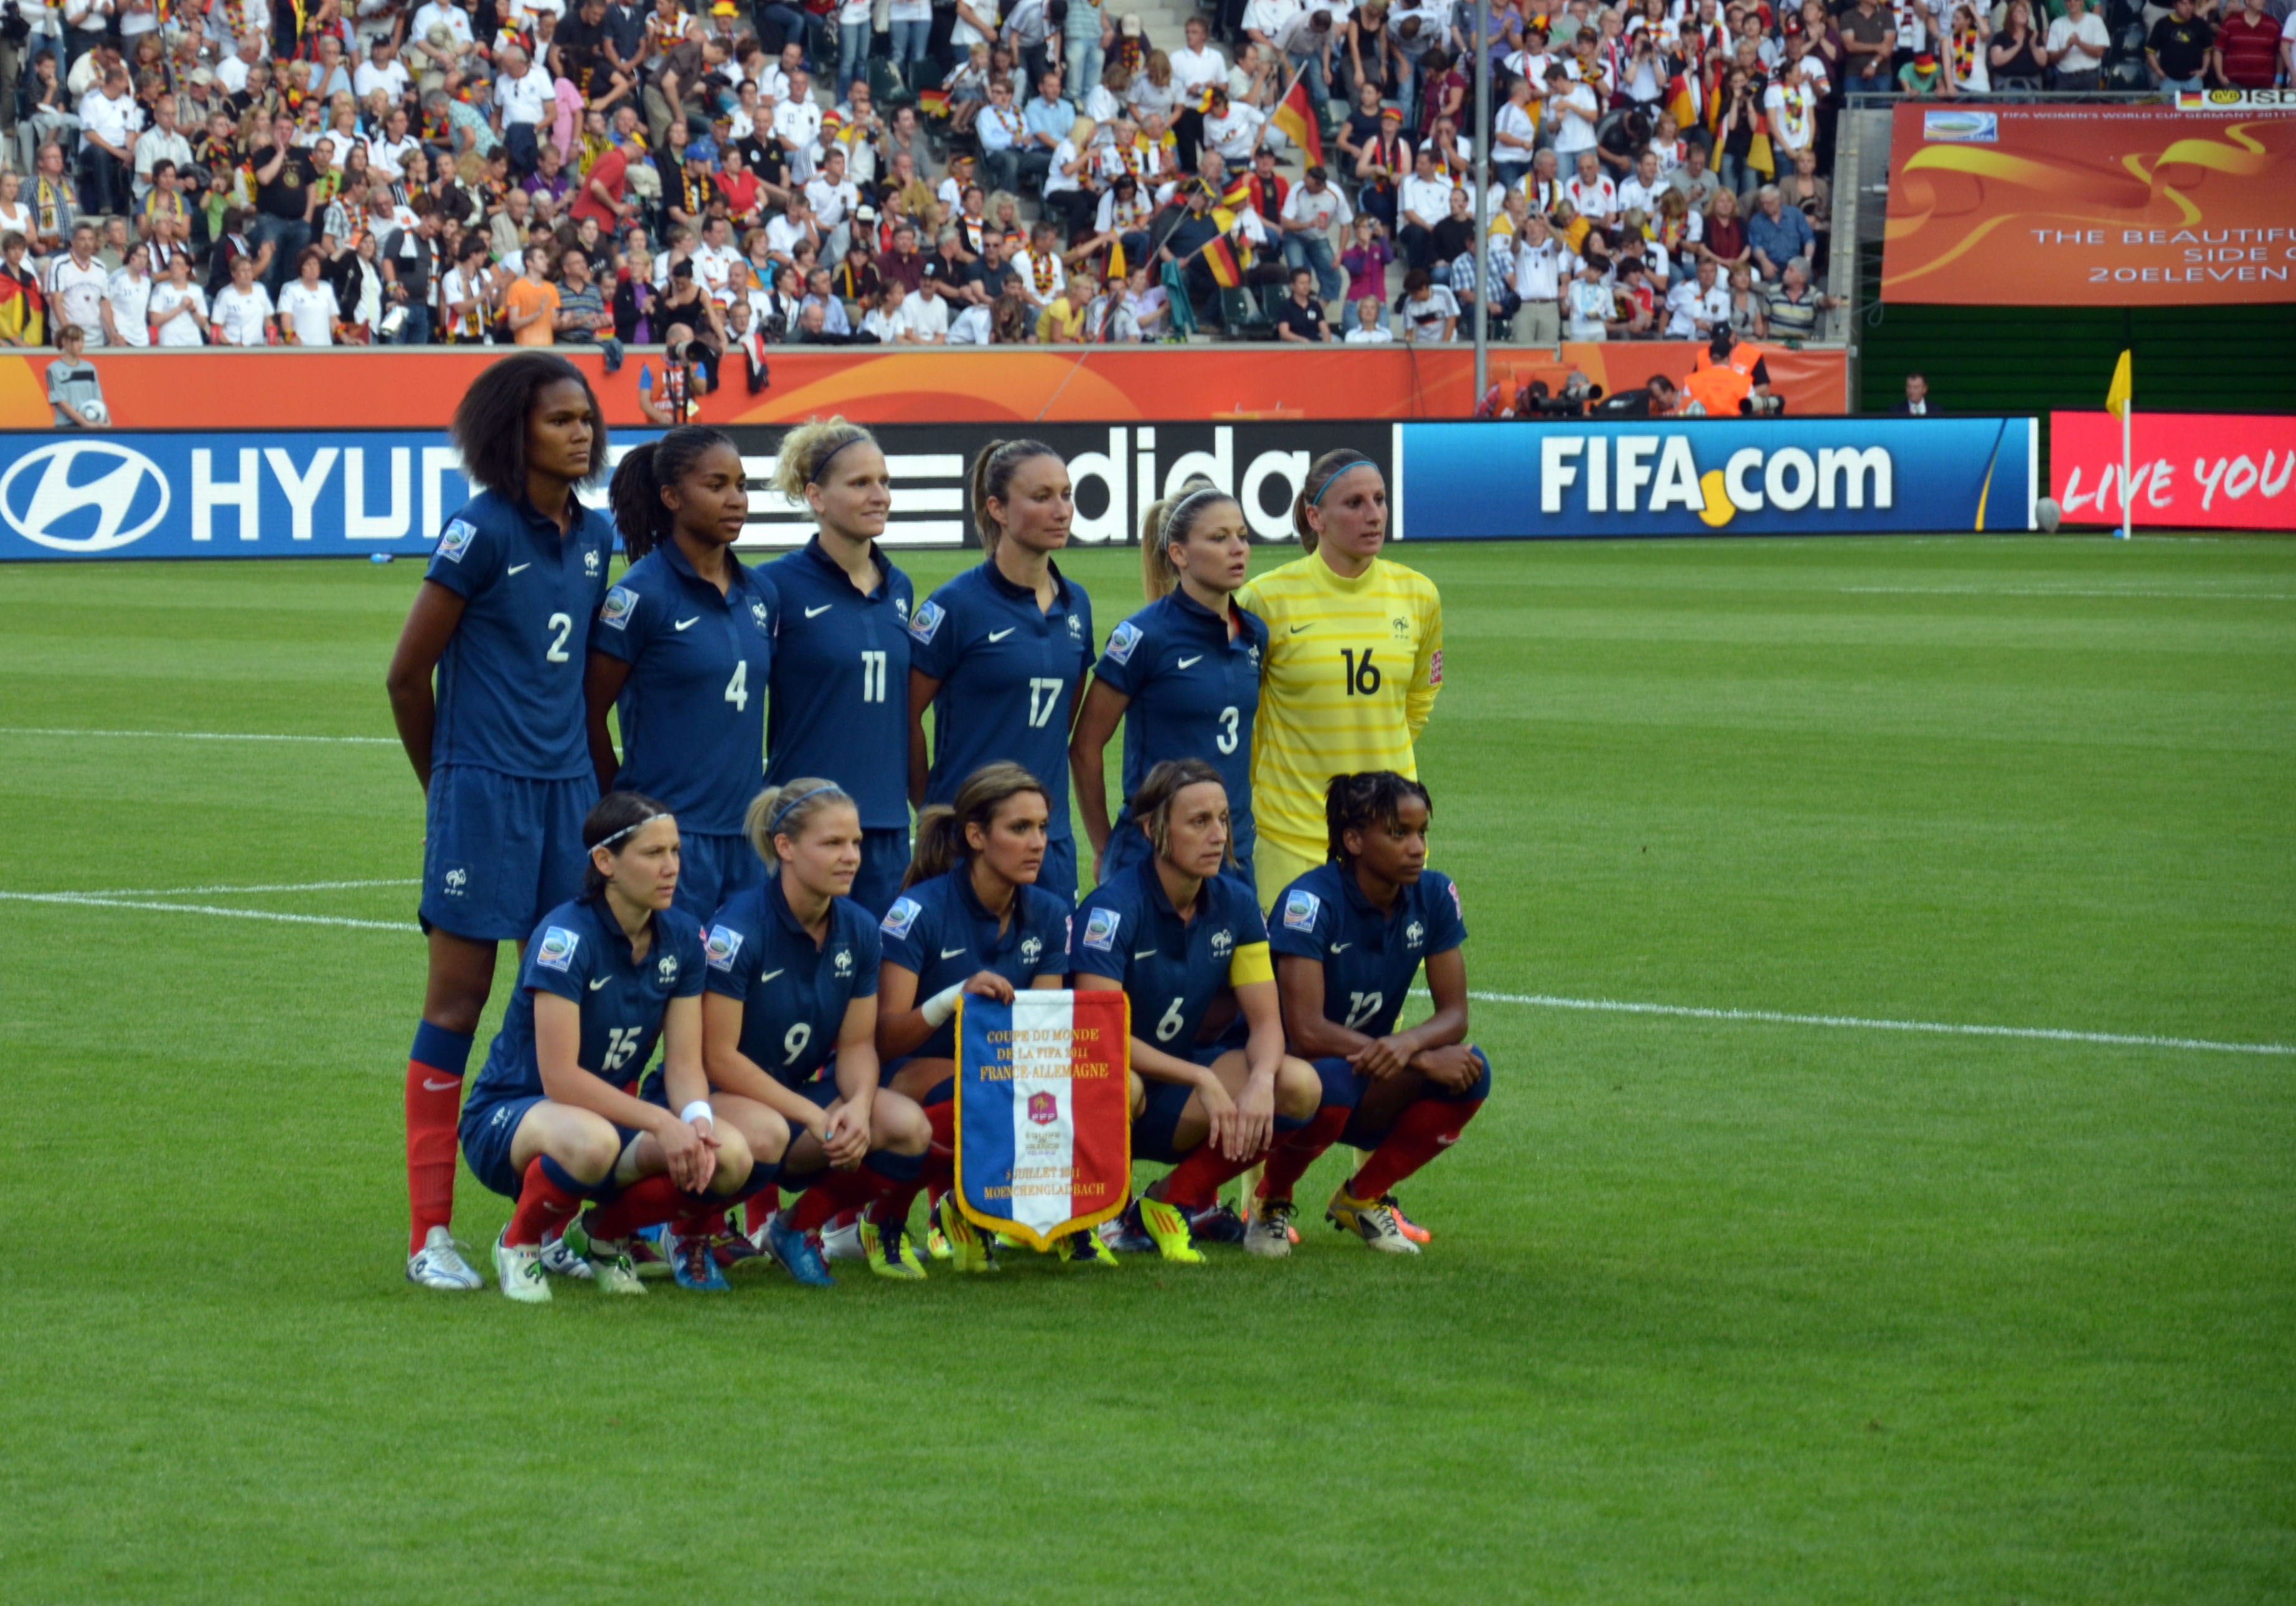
[0,0,2279,359]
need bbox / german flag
[1106,237,1127,283]
[1202,235,1243,288]
[918,87,951,118]
[0,267,44,348]
[1270,74,1323,169]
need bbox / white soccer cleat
[407,1224,484,1290]
[583,1237,647,1295]
[1243,1199,1295,1259]
[1327,1190,1421,1256]
[492,1231,552,1302]
[538,1225,595,1280]
[821,1218,865,1262]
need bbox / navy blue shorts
[675,830,767,922]
[1132,1038,1232,1165]
[1312,1046,1492,1148]
[849,826,911,919]
[421,765,596,942]
[457,1092,642,1201]
[1038,835,1078,907]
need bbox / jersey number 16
[1339,647,1382,697]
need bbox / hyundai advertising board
[1395,416,2039,538]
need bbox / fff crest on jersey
[1210,927,1234,959]
[584,548,602,576]
[1405,919,1426,949]
[750,599,770,631]
[656,952,679,984]
[441,865,469,895]
[833,947,854,977]
[1020,934,1043,966]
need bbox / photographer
[1682,327,1784,416]
[1596,372,1682,418]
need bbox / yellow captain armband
[1227,942,1273,987]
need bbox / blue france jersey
[763,538,915,830]
[703,878,882,1087]
[424,491,616,779]
[909,560,1095,842]
[877,866,1070,1060]
[591,543,779,837]
[468,897,708,1106]
[1068,860,1269,1053]
[1094,589,1269,863]
[1267,863,1467,1038]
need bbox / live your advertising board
[954,990,1132,1251]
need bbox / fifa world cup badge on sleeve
[954,990,1132,1250]
[705,924,743,971]
[909,599,945,642]
[600,585,638,630]
[436,519,477,563]
[1282,889,1321,932]
[535,926,580,971]
[1104,621,1142,664]
[1080,908,1120,952]
[880,896,922,940]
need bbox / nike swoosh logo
[674,617,699,631]
[1133,947,1158,959]
[986,627,1016,642]
[421,1076,460,1091]
[1176,654,1203,669]
[940,946,967,959]
[1330,942,1352,952]
[588,977,609,990]
[760,969,784,983]
[805,603,833,618]
[507,562,531,575]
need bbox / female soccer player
[1070,759,1322,1262]
[387,352,615,1292]
[698,779,934,1286]
[1070,483,1269,889]
[456,792,764,1302]
[1235,451,1444,914]
[586,425,776,920]
[761,418,916,917]
[1258,771,1487,1254]
[872,761,1087,1269]
[907,439,1096,905]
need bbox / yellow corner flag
[2105,350,2133,418]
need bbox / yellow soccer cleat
[1131,1195,1205,1265]
[860,1217,928,1280]
[936,1191,1001,1274]
[1327,1188,1420,1255]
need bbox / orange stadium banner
[1880,103,2296,306]
[0,342,1847,431]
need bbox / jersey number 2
[545,613,572,664]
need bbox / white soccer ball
[2036,496,2062,533]
[78,398,108,426]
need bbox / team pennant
[955,990,1132,1250]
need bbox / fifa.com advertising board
[0,417,2039,560]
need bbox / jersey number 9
[781,1021,812,1066]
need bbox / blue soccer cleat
[765,1211,837,1287]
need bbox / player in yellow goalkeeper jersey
[1235,451,1444,914]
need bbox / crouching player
[1256,772,1488,1255]
[1071,759,1322,1263]
[872,762,1081,1270]
[697,779,933,1287]
[456,794,767,1302]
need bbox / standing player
[761,420,916,918]
[1070,759,1323,1264]
[456,793,762,1302]
[386,352,614,1292]
[699,779,934,1286]
[871,762,1084,1270]
[1258,772,1488,1254]
[1236,451,1444,913]
[906,439,1096,905]
[1070,482,1268,889]
[586,425,777,920]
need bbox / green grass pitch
[1,534,2290,1604]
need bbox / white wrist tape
[919,982,965,1029]
[680,1100,714,1125]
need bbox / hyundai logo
[0,439,171,553]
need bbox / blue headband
[1309,458,1376,506]
[807,433,866,486]
[768,784,842,835]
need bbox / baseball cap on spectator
[688,138,718,163]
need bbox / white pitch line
[0,726,400,744]
[1841,586,2295,601]
[0,891,413,932]
[42,878,421,898]
[1457,988,2295,1058]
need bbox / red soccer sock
[1258,1106,1351,1203]
[584,1174,684,1242]
[878,1102,956,1230]
[405,1064,464,1254]
[504,1158,585,1247]
[1348,1098,1484,1201]
[1158,1138,1267,1213]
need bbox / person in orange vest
[1681,327,1783,415]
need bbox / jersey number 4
[725,660,750,711]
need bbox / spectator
[1337,212,1392,334]
[211,251,276,345]
[1838,0,1897,93]
[148,249,210,345]
[1508,211,1564,344]
[1990,0,2048,88]
[1899,49,1945,95]
[1891,371,1935,415]
[976,77,1028,194]
[100,240,154,346]
[1696,188,1750,275]
[505,249,560,345]
[1343,294,1391,341]
[1564,148,1620,230]
[1274,265,1330,341]
[47,324,106,425]
[1395,144,1452,272]
[1724,261,1767,339]
[248,113,319,294]
[277,245,341,345]
[2046,0,2109,90]
[1396,266,1457,342]
[2146,0,2213,90]
[1763,256,1835,342]
[906,266,953,342]
[1664,256,1729,339]
[1546,61,1599,158]
[553,243,624,368]
[1278,163,1351,305]
[49,220,106,341]
[1033,273,1094,340]
[1746,184,1814,282]
[440,232,494,343]
[1564,253,1612,340]
[77,65,139,217]
[2212,0,2282,89]
[379,197,443,344]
